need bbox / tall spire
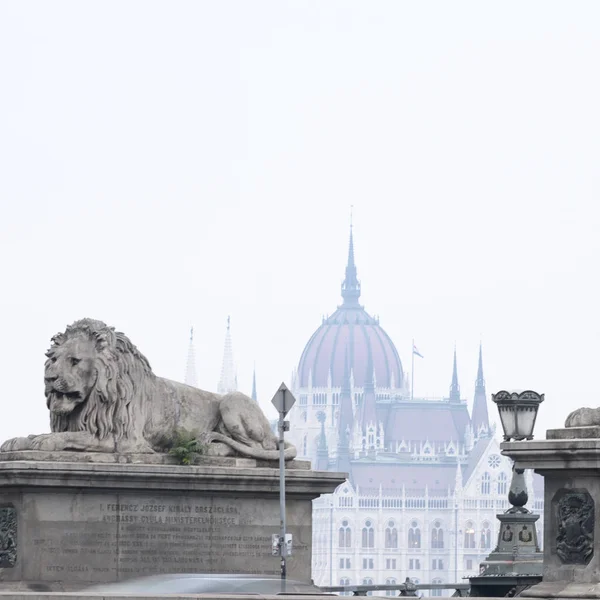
[341,220,361,307]
[336,349,353,475]
[361,348,378,430]
[184,327,198,387]
[251,364,258,402]
[315,411,330,471]
[218,316,237,395]
[449,346,461,403]
[472,343,491,437]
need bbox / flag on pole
[413,343,424,359]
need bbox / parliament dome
[297,230,404,390]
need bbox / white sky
[1,1,599,443]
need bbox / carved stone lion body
[0,319,296,460]
[565,407,600,428]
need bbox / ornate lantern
[492,390,544,441]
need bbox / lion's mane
[47,319,153,440]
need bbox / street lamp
[471,391,544,588]
[492,390,544,442]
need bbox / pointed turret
[184,327,198,387]
[315,411,330,471]
[336,350,353,475]
[217,316,237,395]
[472,343,491,437]
[454,460,463,493]
[449,347,461,403]
[341,225,361,307]
[251,365,258,402]
[361,348,378,431]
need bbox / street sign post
[271,383,296,592]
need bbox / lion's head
[45,318,153,439]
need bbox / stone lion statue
[0,318,296,460]
[565,407,600,428]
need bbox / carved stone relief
[555,490,594,565]
[0,506,17,568]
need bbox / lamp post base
[479,511,543,576]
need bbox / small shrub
[165,428,206,465]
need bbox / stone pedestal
[479,510,543,576]
[0,452,345,591]
[502,427,600,598]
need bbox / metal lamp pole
[271,383,297,593]
[278,407,288,586]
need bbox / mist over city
[0,1,599,596]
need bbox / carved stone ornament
[0,319,296,460]
[556,491,594,565]
[0,507,17,568]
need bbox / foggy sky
[1,1,599,442]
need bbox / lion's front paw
[29,434,65,452]
[1,436,35,452]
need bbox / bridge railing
[319,582,470,597]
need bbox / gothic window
[464,521,476,549]
[385,520,398,549]
[481,472,491,495]
[497,472,508,496]
[385,579,397,596]
[313,393,327,405]
[362,520,375,548]
[431,521,444,549]
[362,578,374,596]
[408,521,421,549]
[431,578,443,597]
[368,426,375,448]
[480,521,492,549]
[338,520,352,548]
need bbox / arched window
[362,520,375,548]
[497,472,508,496]
[367,426,375,449]
[480,521,492,549]
[339,578,352,597]
[431,578,443,597]
[338,520,352,548]
[481,472,491,495]
[362,578,374,596]
[408,520,421,549]
[464,521,476,549]
[385,579,396,597]
[385,520,398,549]
[431,520,444,549]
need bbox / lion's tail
[209,432,297,461]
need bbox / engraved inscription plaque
[0,506,17,568]
[20,493,310,584]
[555,490,594,565]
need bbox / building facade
[286,228,544,594]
